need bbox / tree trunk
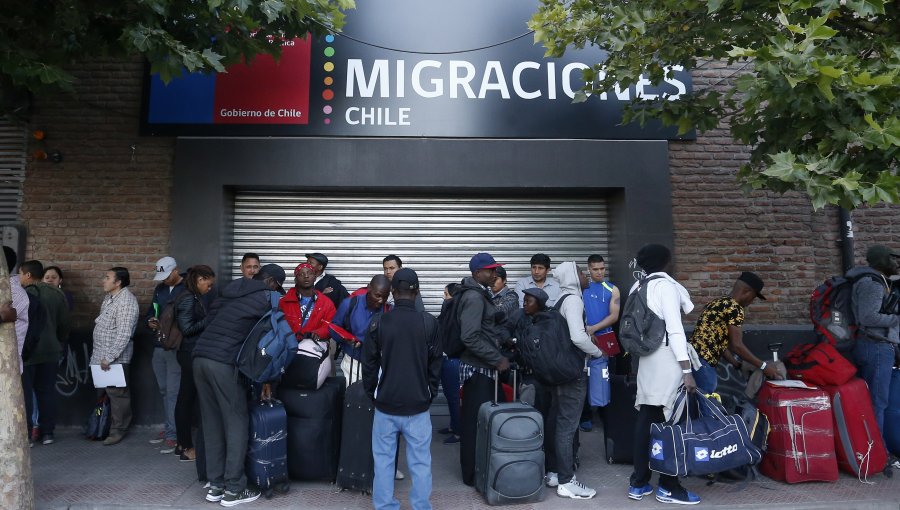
[0,263,34,509]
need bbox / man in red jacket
[279,263,336,340]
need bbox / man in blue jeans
[848,245,900,469]
[688,272,781,394]
[363,268,442,510]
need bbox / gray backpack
[618,276,667,356]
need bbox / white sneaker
[557,477,596,499]
[394,469,405,480]
[545,472,559,487]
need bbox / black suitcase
[246,397,290,498]
[278,376,345,481]
[336,356,375,493]
[604,374,638,464]
[475,370,545,505]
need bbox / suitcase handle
[492,365,517,406]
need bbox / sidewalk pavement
[33,423,900,510]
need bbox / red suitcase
[757,382,839,483]
[823,378,888,479]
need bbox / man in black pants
[456,252,511,486]
[192,264,286,507]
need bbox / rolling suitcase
[887,368,900,456]
[604,374,638,464]
[336,355,375,493]
[757,381,838,483]
[278,376,345,481]
[823,378,888,479]
[475,369,545,506]
[246,393,290,497]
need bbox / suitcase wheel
[277,482,290,494]
[263,489,274,499]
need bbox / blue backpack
[236,291,298,383]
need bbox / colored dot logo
[323,34,335,125]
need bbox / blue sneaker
[655,486,701,505]
[627,484,654,501]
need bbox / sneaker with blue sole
[627,484,654,501]
[656,486,701,505]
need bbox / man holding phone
[146,256,185,452]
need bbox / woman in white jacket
[626,244,701,506]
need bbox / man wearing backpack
[146,256,185,452]
[333,274,391,385]
[457,252,512,486]
[539,261,603,499]
[193,264,286,507]
[280,262,336,340]
[848,245,899,466]
[19,260,71,446]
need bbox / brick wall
[22,59,175,325]
[20,59,899,328]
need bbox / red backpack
[808,273,878,353]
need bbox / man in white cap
[146,256,185,453]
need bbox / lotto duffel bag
[650,389,761,477]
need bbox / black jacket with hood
[192,278,275,365]
[456,276,510,370]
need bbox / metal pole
[838,207,854,274]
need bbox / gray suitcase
[474,370,545,505]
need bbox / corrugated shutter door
[0,119,27,224]
[231,192,609,313]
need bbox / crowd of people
[6,242,898,509]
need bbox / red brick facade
[20,59,900,327]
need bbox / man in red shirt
[279,263,336,340]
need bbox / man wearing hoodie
[457,252,511,486]
[542,261,603,499]
[848,245,899,464]
[192,264,287,507]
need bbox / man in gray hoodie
[541,261,604,499]
[848,245,899,459]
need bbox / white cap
[154,256,177,281]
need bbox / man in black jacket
[457,252,512,486]
[363,268,441,510]
[306,252,349,308]
[192,264,286,507]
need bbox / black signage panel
[142,0,693,140]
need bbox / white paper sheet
[91,364,127,388]
[766,379,814,389]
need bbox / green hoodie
[23,282,71,366]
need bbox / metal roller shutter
[0,119,27,224]
[231,192,609,313]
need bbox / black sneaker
[220,487,261,507]
[205,487,225,502]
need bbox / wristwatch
[760,361,768,371]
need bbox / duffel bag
[281,338,332,390]
[785,342,856,387]
[650,389,761,477]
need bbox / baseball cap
[391,267,419,291]
[737,271,766,301]
[305,252,329,268]
[153,256,177,281]
[522,287,549,308]
[469,252,504,272]
[258,264,286,286]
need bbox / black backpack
[515,294,585,386]
[21,289,47,361]
[437,288,467,358]
[618,275,667,357]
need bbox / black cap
[305,252,329,268]
[523,287,549,308]
[737,271,766,301]
[391,268,419,291]
[866,245,899,272]
[258,264,286,286]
